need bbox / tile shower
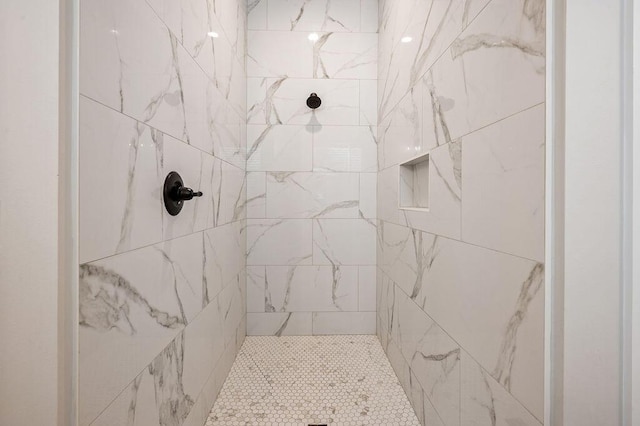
[244,0,379,336]
[77,0,545,425]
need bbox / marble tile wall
[246,0,379,335]
[78,0,247,424]
[376,0,546,425]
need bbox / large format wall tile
[246,172,267,217]
[247,0,378,335]
[247,219,313,265]
[389,286,461,426]
[462,105,545,262]
[460,350,542,426]
[313,219,376,265]
[162,136,212,240]
[422,0,545,145]
[248,77,360,125]
[79,97,163,264]
[248,31,314,78]
[264,0,361,32]
[247,124,313,171]
[312,312,376,334]
[79,232,202,424]
[266,172,360,218]
[82,0,225,155]
[80,0,246,423]
[247,312,313,336]
[377,88,422,171]
[89,279,244,426]
[313,125,377,172]
[204,220,246,301]
[378,0,492,121]
[314,33,378,79]
[379,220,545,420]
[264,265,359,312]
[146,0,247,116]
[377,0,545,422]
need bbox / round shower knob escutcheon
[163,171,203,216]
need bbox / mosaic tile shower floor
[205,335,420,426]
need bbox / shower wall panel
[77,0,247,425]
[377,0,546,425]
[245,0,379,335]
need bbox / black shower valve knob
[307,92,322,109]
[163,171,203,216]
[172,186,203,201]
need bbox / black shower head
[306,92,321,109]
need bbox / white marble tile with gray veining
[79,96,163,264]
[263,265,358,313]
[462,104,545,262]
[162,138,212,241]
[247,219,313,265]
[313,32,378,79]
[79,231,205,425]
[358,265,377,311]
[212,0,247,64]
[246,172,267,218]
[203,220,246,303]
[89,284,240,426]
[248,31,314,78]
[378,0,491,121]
[247,77,359,125]
[313,125,377,172]
[89,333,194,426]
[217,275,246,347]
[460,350,542,426]
[210,159,246,227]
[360,79,378,125]
[377,87,422,170]
[313,219,376,265]
[82,0,231,155]
[312,312,376,334]
[390,285,461,426]
[360,0,379,33]
[145,0,247,116]
[246,266,266,313]
[266,172,360,219]
[247,312,313,336]
[248,0,267,30]
[266,0,362,32]
[359,173,377,219]
[421,0,546,145]
[247,124,313,171]
[376,271,395,337]
[379,221,545,419]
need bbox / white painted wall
[0,0,63,424]
[562,0,625,424]
[632,2,640,424]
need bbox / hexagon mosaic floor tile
[205,335,420,426]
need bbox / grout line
[379,267,543,423]
[79,94,247,172]
[378,0,495,123]
[82,218,246,265]
[377,217,543,264]
[378,101,546,174]
[85,279,241,426]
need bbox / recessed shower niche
[399,153,430,210]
